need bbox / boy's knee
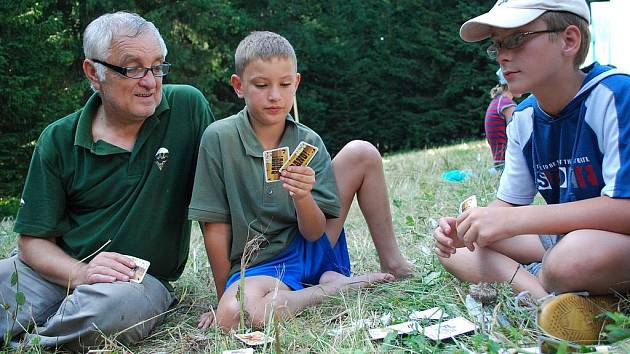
[215,297,242,332]
[541,232,602,293]
[341,140,381,165]
[540,260,586,294]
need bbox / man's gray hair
[83,12,167,81]
[234,31,297,77]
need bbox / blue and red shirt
[497,63,630,205]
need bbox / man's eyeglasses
[91,59,171,79]
[486,29,565,59]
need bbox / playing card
[409,307,448,321]
[127,256,150,283]
[279,141,318,172]
[423,316,476,341]
[263,147,289,183]
[328,318,371,336]
[459,195,478,214]
[368,321,420,340]
[222,349,254,354]
[234,331,274,346]
[368,327,393,340]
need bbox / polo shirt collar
[235,106,298,157]
[74,89,170,155]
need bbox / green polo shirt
[14,84,213,285]
[189,107,340,276]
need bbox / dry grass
[1,140,628,353]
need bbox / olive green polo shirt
[189,107,340,276]
[14,84,214,284]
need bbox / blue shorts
[225,228,352,291]
[523,234,563,276]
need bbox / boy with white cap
[433,0,630,345]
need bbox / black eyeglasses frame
[91,59,171,79]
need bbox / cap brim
[460,7,546,42]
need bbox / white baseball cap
[460,0,591,42]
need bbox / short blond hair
[234,31,297,76]
[540,11,590,68]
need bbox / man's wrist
[70,262,88,288]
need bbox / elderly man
[0,12,213,349]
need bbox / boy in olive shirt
[189,31,412,331]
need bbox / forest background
[0,0,601,203]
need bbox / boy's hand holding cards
[127,255,150,283]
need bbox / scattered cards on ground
[263,147,289,183]
[222,349,254,354]
[368,321,420,340]
[409,307,448,321]
[127,256,150,283]
[328,319,371,336]
[459,195,478,214]
[423,317,476,341]
[280,141,318,172]
[234,331,274,346]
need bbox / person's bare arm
[18,235,135,288]
[502,106,515,122]
[202,222,232,301]
[280,166,326,240]
[457,196,630,250]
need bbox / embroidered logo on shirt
[155,147,169,171]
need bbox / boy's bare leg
[439,234,549,298]
[213,272,393,331]
[325,140,413,279]
[539,230,630,295]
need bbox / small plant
[2,262,26,348]
[237,220,268,332]
[604,311,630,343]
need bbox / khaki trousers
[0,255,173,351]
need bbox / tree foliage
[0,0,495,198]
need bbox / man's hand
[280,166,315,199]
[433,216,466,258]
[456,206,514,250]
[74,252,136,286]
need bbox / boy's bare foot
[382,258,415,279]
[319,271,394,293]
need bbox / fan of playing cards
[263,141,318,183]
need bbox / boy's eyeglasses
[91,59,171,79]
[486,29,565,59]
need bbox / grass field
[0,140,628,353]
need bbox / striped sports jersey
[497,63,630,205]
